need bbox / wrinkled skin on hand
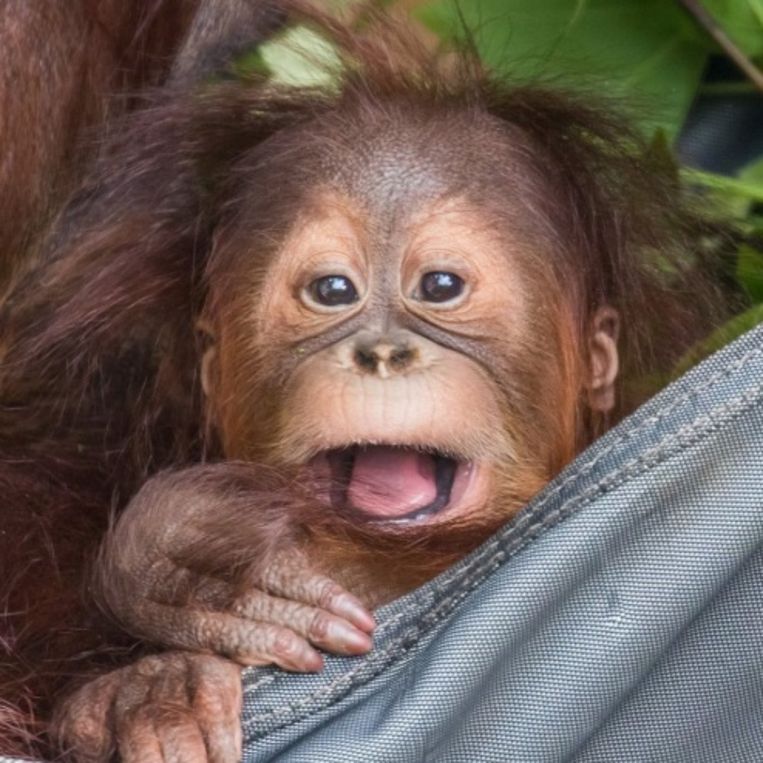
[54,652,243,763]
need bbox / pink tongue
[347,447,438,518]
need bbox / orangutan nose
[352,334,418,377]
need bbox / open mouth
[309,445,477,523]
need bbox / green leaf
[737,245,763,302]
[702,0,763,57]
[418,0,710,139]
[747,216,763,235]
[682,157,763,221]
[232,47,272,79]
[738,154,763,186]
[259,26,341,87]
[681,167,763,205]
[672,303,763,377]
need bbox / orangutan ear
[196,318,218,400]
[585,306,620,413]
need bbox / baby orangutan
[0,5,718,762]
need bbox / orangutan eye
[308,275,359,307]
[419,271,464,303]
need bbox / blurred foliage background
[256,0,763,358]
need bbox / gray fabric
[240,323,763,762]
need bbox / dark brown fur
[0,4,726,758]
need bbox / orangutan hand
[95,465,375,672]
[54,652,243,763]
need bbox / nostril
[389,347,415,369]
[353,346,378,372]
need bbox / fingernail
[330,621,373,654]
[334,595,376,633]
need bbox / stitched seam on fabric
[243,375,763,731]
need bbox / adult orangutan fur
[0,0,192,292]
[0,2,726,760]
[0,0,285,294]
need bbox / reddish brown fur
[0,0,204,294]
[0,4,725,758]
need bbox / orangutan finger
[53,671,121,763]
[153,705,209,763]
[259,557,375,633]
[117,709,169,763]
[189,656,244,763]
[132,601,324,671]
[232,589,373,655]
